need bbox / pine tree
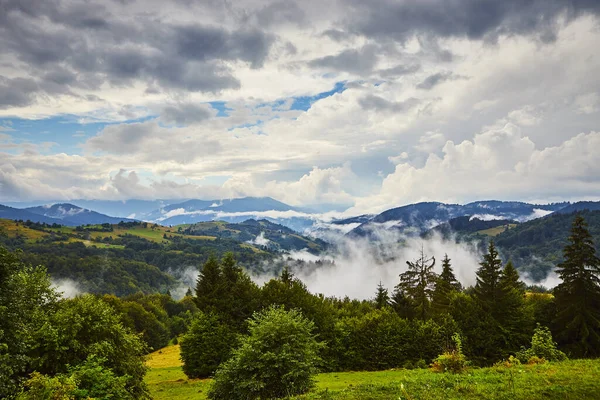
[396,246,437,319]
[432,254,461,315]
[280,266,294,287]
[194,255,222,312]
[474,240,504,315]
[499,260,525,293]
[554,214,600,357]
[390,288,414,319]
[374,281,390,309]
[497,260,530,354]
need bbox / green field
[477,223,518,237]
[145,345,600,400]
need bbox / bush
[180,312,237,379]
[208,306,324,400]
[17,356,133,400]
[515,324,567,363]
[431,333,468,373]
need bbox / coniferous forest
[1,213,600,399]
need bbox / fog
[52,278,84,298]
[255,229,484,300]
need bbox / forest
[0,214,599,399]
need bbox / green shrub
[180,312,237,379]
[208,306,324,400]
[17,356,133,400]
[515,324,567,363]
[431,333,468,373]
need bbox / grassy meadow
[145,345,600,400]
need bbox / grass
[0,219,49,241]
[477,223,518,237]
[145,345,600,400]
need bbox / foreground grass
[145,346,600,400]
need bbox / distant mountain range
[2,198,599,241]
[348,201,573,237]
[0,203,135,226]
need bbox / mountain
[493,209,600,281]
[350,201,569,237]
[147,197,306,227]
[68,199,173,219]
[554,201,600,214]
[25,204,136,226]
[0,204,65,225]
[183,219,327,254]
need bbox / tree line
[182,214,600,381]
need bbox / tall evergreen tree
[499,260,525,293]
[474,240,504,314]
[554,214,600,357]
[374,281,390,309]
[432,254,461,315]
[497,260,530,354]
[194,255,222,313]
[390,288,414,319]
[396,246,437,319]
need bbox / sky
[1,0,599,214]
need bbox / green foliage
[516,324,567,363]
[431,333,468,373]
[17,372,76,400]
[373,282,390,309]
[195,253,262,332]
[396,247,437,319]
[431,254,461,316]
[553,214,600,357]
[180,312,237,379]
[0,247,60,398]
[17,356,133,400]
[474,241,504,313]
[208,306,323,400]
[38,295,149,398]
[494,209,600,281]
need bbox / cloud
[351,125,600,214]
[416,72,456,90]
[343,0,600,42]
[159,103,216,126]
[308,45,380,75]
[0,76,39,109]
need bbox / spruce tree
[390,288,414,319]
[554,214,600,357]
[497,260,530,353]
[374,281,390,309]
[474,240,504,314]
[194,255,222,313]
[499,260,525,293]
[396,246,437,319]
[432,254,461,315]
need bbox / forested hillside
[494,210,600,280]
[0,219,323,295]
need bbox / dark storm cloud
[0,76,38,109]
[0,0,275,97]
[160,103,215,126]
[253,0,307,27]
[343,0,600,42]
[308,45,379,74]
